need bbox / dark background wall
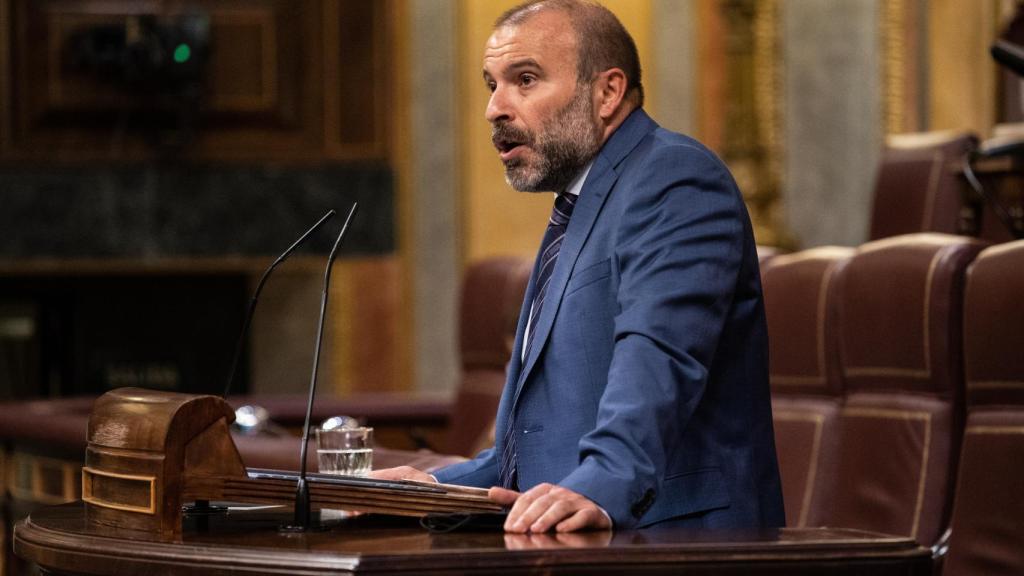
[0,165,393,258]
[0,0,403,400]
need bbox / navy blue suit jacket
[434,109,784,529]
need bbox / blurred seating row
[867,129,1021,244]
[762,234,1024,575]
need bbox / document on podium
[183,468,505,517]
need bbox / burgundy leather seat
[943,240,1024,575]
[868,132,977,241]
[762,247,852,527]
[829,233,987,545]
[444,256,532,457]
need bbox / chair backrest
[763,246,852,527]
[829,233,986,545]
[869,131,977,241]
[943,240,1024,576]
[961,240,1024,408]
[443,256,531,457]
[765,247,851,399]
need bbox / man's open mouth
[493,137,527,162]
[492,124,532,162]
[494,137,523,152]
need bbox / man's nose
[485,87,513,124]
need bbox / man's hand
[489,483,612,533]
[368,466,436,483]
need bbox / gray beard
[503,86,603,192]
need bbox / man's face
[483,11,603,192]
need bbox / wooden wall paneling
[341,257,402,394]
[323,0,389,160]
[928,0,999,135]
[190,0,323,162]
[882,0,927,135]
[696,0,726,153]
[1,0,11,156]
[325,256,402,396]
[205,8,279,114]
[692,1,791,248]
[13,0,165,161]
[322,0,341,159]
[389,0,414,394]
[1,0,388,163]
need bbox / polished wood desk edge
[14,513,359,573]
[14,503,931,575]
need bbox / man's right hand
[368,466,436,483]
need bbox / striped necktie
[498,192,577,490]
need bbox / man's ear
[595,68,628,120]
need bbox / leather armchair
[868,131,978,241]
[762,246,853,527]
[943,239,1024,576]
[829,233,987,546]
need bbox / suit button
[631,488,656,518]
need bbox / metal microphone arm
[222,209,336,399]
[291,202,359,531]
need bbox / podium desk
[15,502,930,575]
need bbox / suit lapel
[509,109,659,408]
[512,157,615,403]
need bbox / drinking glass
[315,426,373,476]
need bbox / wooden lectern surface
[16,502,931,575]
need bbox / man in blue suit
[375,0,784,533]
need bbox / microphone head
[992,39,1024,77]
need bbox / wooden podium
[15,503,931,575]
[79,387,498,540]
[13,387,932,574]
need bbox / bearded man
[374,0,785,533]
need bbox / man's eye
[486,81,497,92]
[520,74,536,87]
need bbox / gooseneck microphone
[992,39,1024,78]
[222,210,336,399]
[962,154,1023,239]
[290,202,358,531]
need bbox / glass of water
[315,426,373,476]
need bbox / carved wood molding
[711,0,793,248]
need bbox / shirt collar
[562,159,594,198]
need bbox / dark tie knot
[549,193,577,227]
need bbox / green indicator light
[173,44,191,64]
